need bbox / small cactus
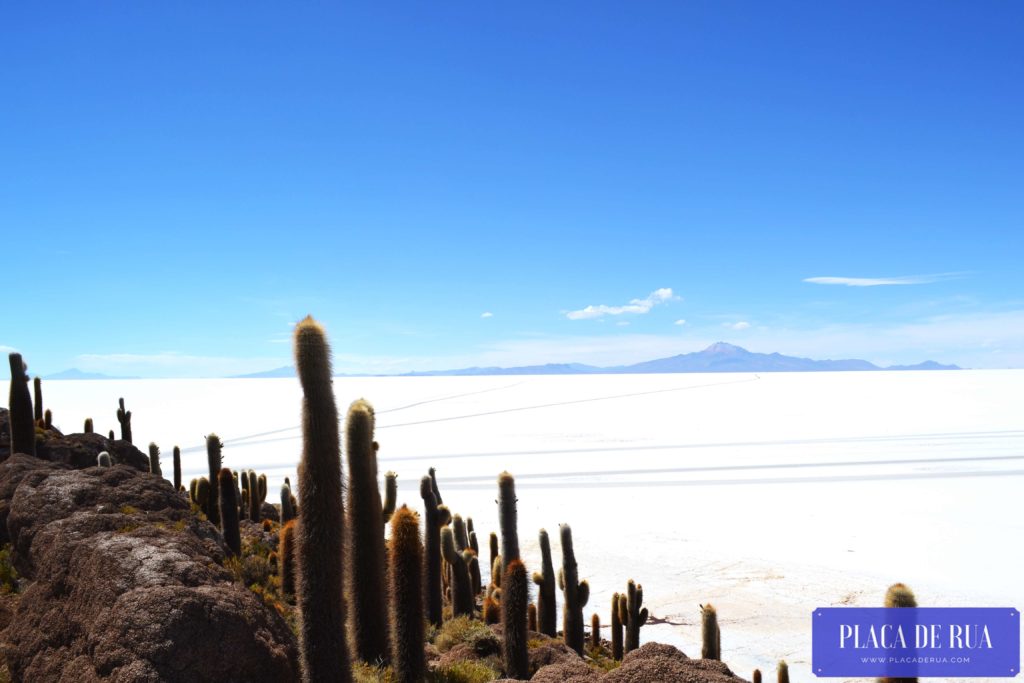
[281,483,296,523]
[502,559,529,680]
[558,523,589,655]
[33,376,43,423]
[528,603,538,632]
[701,603,720,660]
[611,593,624,660]
[753,669,762,683]
[189,478,199,503]
[532,528,557,637]
[7,354,35,457]
[488,532,499,584]
[621,579,648,653]
[97,451,112,468]
[172,446,181,492]
[43,408,52,429]
[218,468,241,556]
[591,613,601,649]
[196,477,210,510]
[441,526,474,618]
[84,417,94,433]
[205,434,223,526]
[116,397,132,443]
[778,661,789,683]
[108,429,115,441]
[148,443,162,477]
[382,471,397,523]
[388,506,425,683]
[280,519,297,596]
[884,583,917,608]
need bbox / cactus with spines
[558,523,589,655]
[453,514,469,552]
[108,429,115,441]
[388,506,425,683]
[701,603,720,660]
[189,478,199,503]
[778,661,790,683]
[148,443,162,477]
[344,398,390,665]
[258,473,267,503]
[468,549,482,596]
[172,446,181,492]
[281,483,296,523]
[884,583,917,608]
[528,603,538,632]
[484,586,501,625]
[497,472,520,571]
[84,418,94,433]
[469,528,479,554]
[205,434,223,525]
[420,475,449,627]
[491,555,503,591]
[218,468,241,556]
[33,376,43,423]
[532,528,557,637]
[591,613,601,649]
[43,408,52,429]
[502,559,530,680]
[441,526,474,618]
[280,519,297,597]
[382,471,397,523]
[428,466,443,504]
[196,477,210,511]
[489,533,499,584]
[611,593,624,660]
[753,669,762,683]
[248,470,260,521]
[116,397,132,443]
[97,451,112,468]
[8,354,35,457]
[293,316,352,682]
[621,579,647,653]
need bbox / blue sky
[2,2,1022,377]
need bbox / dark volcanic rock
[604,642,746,682]
[0,454,299,682]
[0,408,149,472]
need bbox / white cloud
[481,312,494,319]
[804,273,962,287]
[674,319,687,326]
[726,321,751,331]
[615,321,631,327]
[566,288,676,320]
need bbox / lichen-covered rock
[531,657,601,683]
[603,642,746,683]
[0,454,299,682]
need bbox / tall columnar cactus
[388,505,425,683]
[453,514,469,551]
[97,451,112,468]
[8,354,35,457]
[532,528,557,637]
[280,519,297,596]
[84,418,94,433]
[33,376,43,423]
[148,443,162,477]
[428,467,443,504]
[420,475,449,627]
[611,593,624,660]
[701,603,720,660]
[281,483,296,523]
[294,316,351,682]
[196,477,211,511]
[558,523,589,655]
[258,473,267,505]
[117,397,132,443]
[248,470,260,521]
[502,559,530,680]
[497,472,520,571]
[621,579,647,653]
[382,471,397,523]
[441,527,474,618]
[173,446,182,492]
[591,613,601,649]
[468,550,482,596]
[205,434,223,526]
[489,533,499,585]
[218,468,241,556]
[778,661,790,683]
[344,398,390,665]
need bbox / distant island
[44,368,139,380]
[233,342,960,378]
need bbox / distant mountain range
[44,368,139,380]
[231,342,959,378]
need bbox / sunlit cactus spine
[421,475,448,627]
[388,505,425,683]
[441,526,474,618]
[117,397,133,443]
[205,434,223,525]
[778,660,790,683]
[611,592,624,660]
[281,483,296,523]
[701,603,720,660]
[148,443,162,477]
[218,468,241,556]
[97,451,112,468]
[497,472,520,571]
[84,417,94,433]
[293,315,351,682]
[502,559,529,680]
[622,579,647,653]
[558,523,589,655]
[33,376,43,423]
[382,471,397,523]
[8,353,35,457]
[172,446,181,492]
[532,528,557,637]
[344,398,390,664]
[280,519,297,597]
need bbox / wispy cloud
[674,319,687,326]
[803,273,963,287]
[615,321,631,327]
[566,288,676,320]
[481,312,494,319]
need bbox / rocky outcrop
[0,408,150,471]
[602,642,746,682]
[0,454,299,682]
